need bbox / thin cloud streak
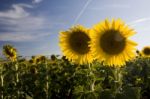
[73,0,93,25]
[88,4,130,10]
[129,18,150,26]
[0,32,51,42]
[0,4,32,19]
[105,4,130,8]
[32,0,43,4]
[0,16,47,32]
[0,3,53,42]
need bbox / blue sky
[0,0,150,56]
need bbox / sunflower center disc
[6,49,15,57]
[69,31,90,54]
[144,48,150,55]
[100,30,126,55]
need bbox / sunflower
[3,44,17,61]
[30,55,46,64]
[141,46,150,57]
[90,19,137,67]
[59,25,93,65]
[39,56,47,63]
[29,56,36,64]
[51,54,57,61]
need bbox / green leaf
[116,87,141,99]
[100,89,114,99]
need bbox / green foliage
[0,57,150,99]
[115,87,141,99]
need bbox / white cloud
[0,4,32,19]
[32,0,43,4]
[0,3,52,42]
[0,16,47,32]
[0,32,51,42]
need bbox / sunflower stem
[88,64,95,91]
[45,61,49,99]
[114,67,122,95]
[15,62,20,98]
[1,74,3,99]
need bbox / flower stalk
[45,62,49,99]
[113,67,123,94]
[88,64,95,91]
[1,74,3,99]
[15,62,20,98]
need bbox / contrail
[73,0,93,25]
[128,18,150,26]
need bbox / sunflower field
[0,19,150,99]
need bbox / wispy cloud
[0,4,32,19]
[0,16,47,32]
[32,0,43,4]
[0,32,51,42]
[89,4,130,10]
[73,0,93,25]
[0,3,52,42]
[128,18,150,25]
[105,4,130,8]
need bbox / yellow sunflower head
[59,25,93,65]
[34,55,44,64]
[38,55,47,63]
[90,19,137,67]
[30,55,42,64]
[3,44,17,61]
[29,56,36,64]
[51,54,57,61]
[141,46,150,57]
